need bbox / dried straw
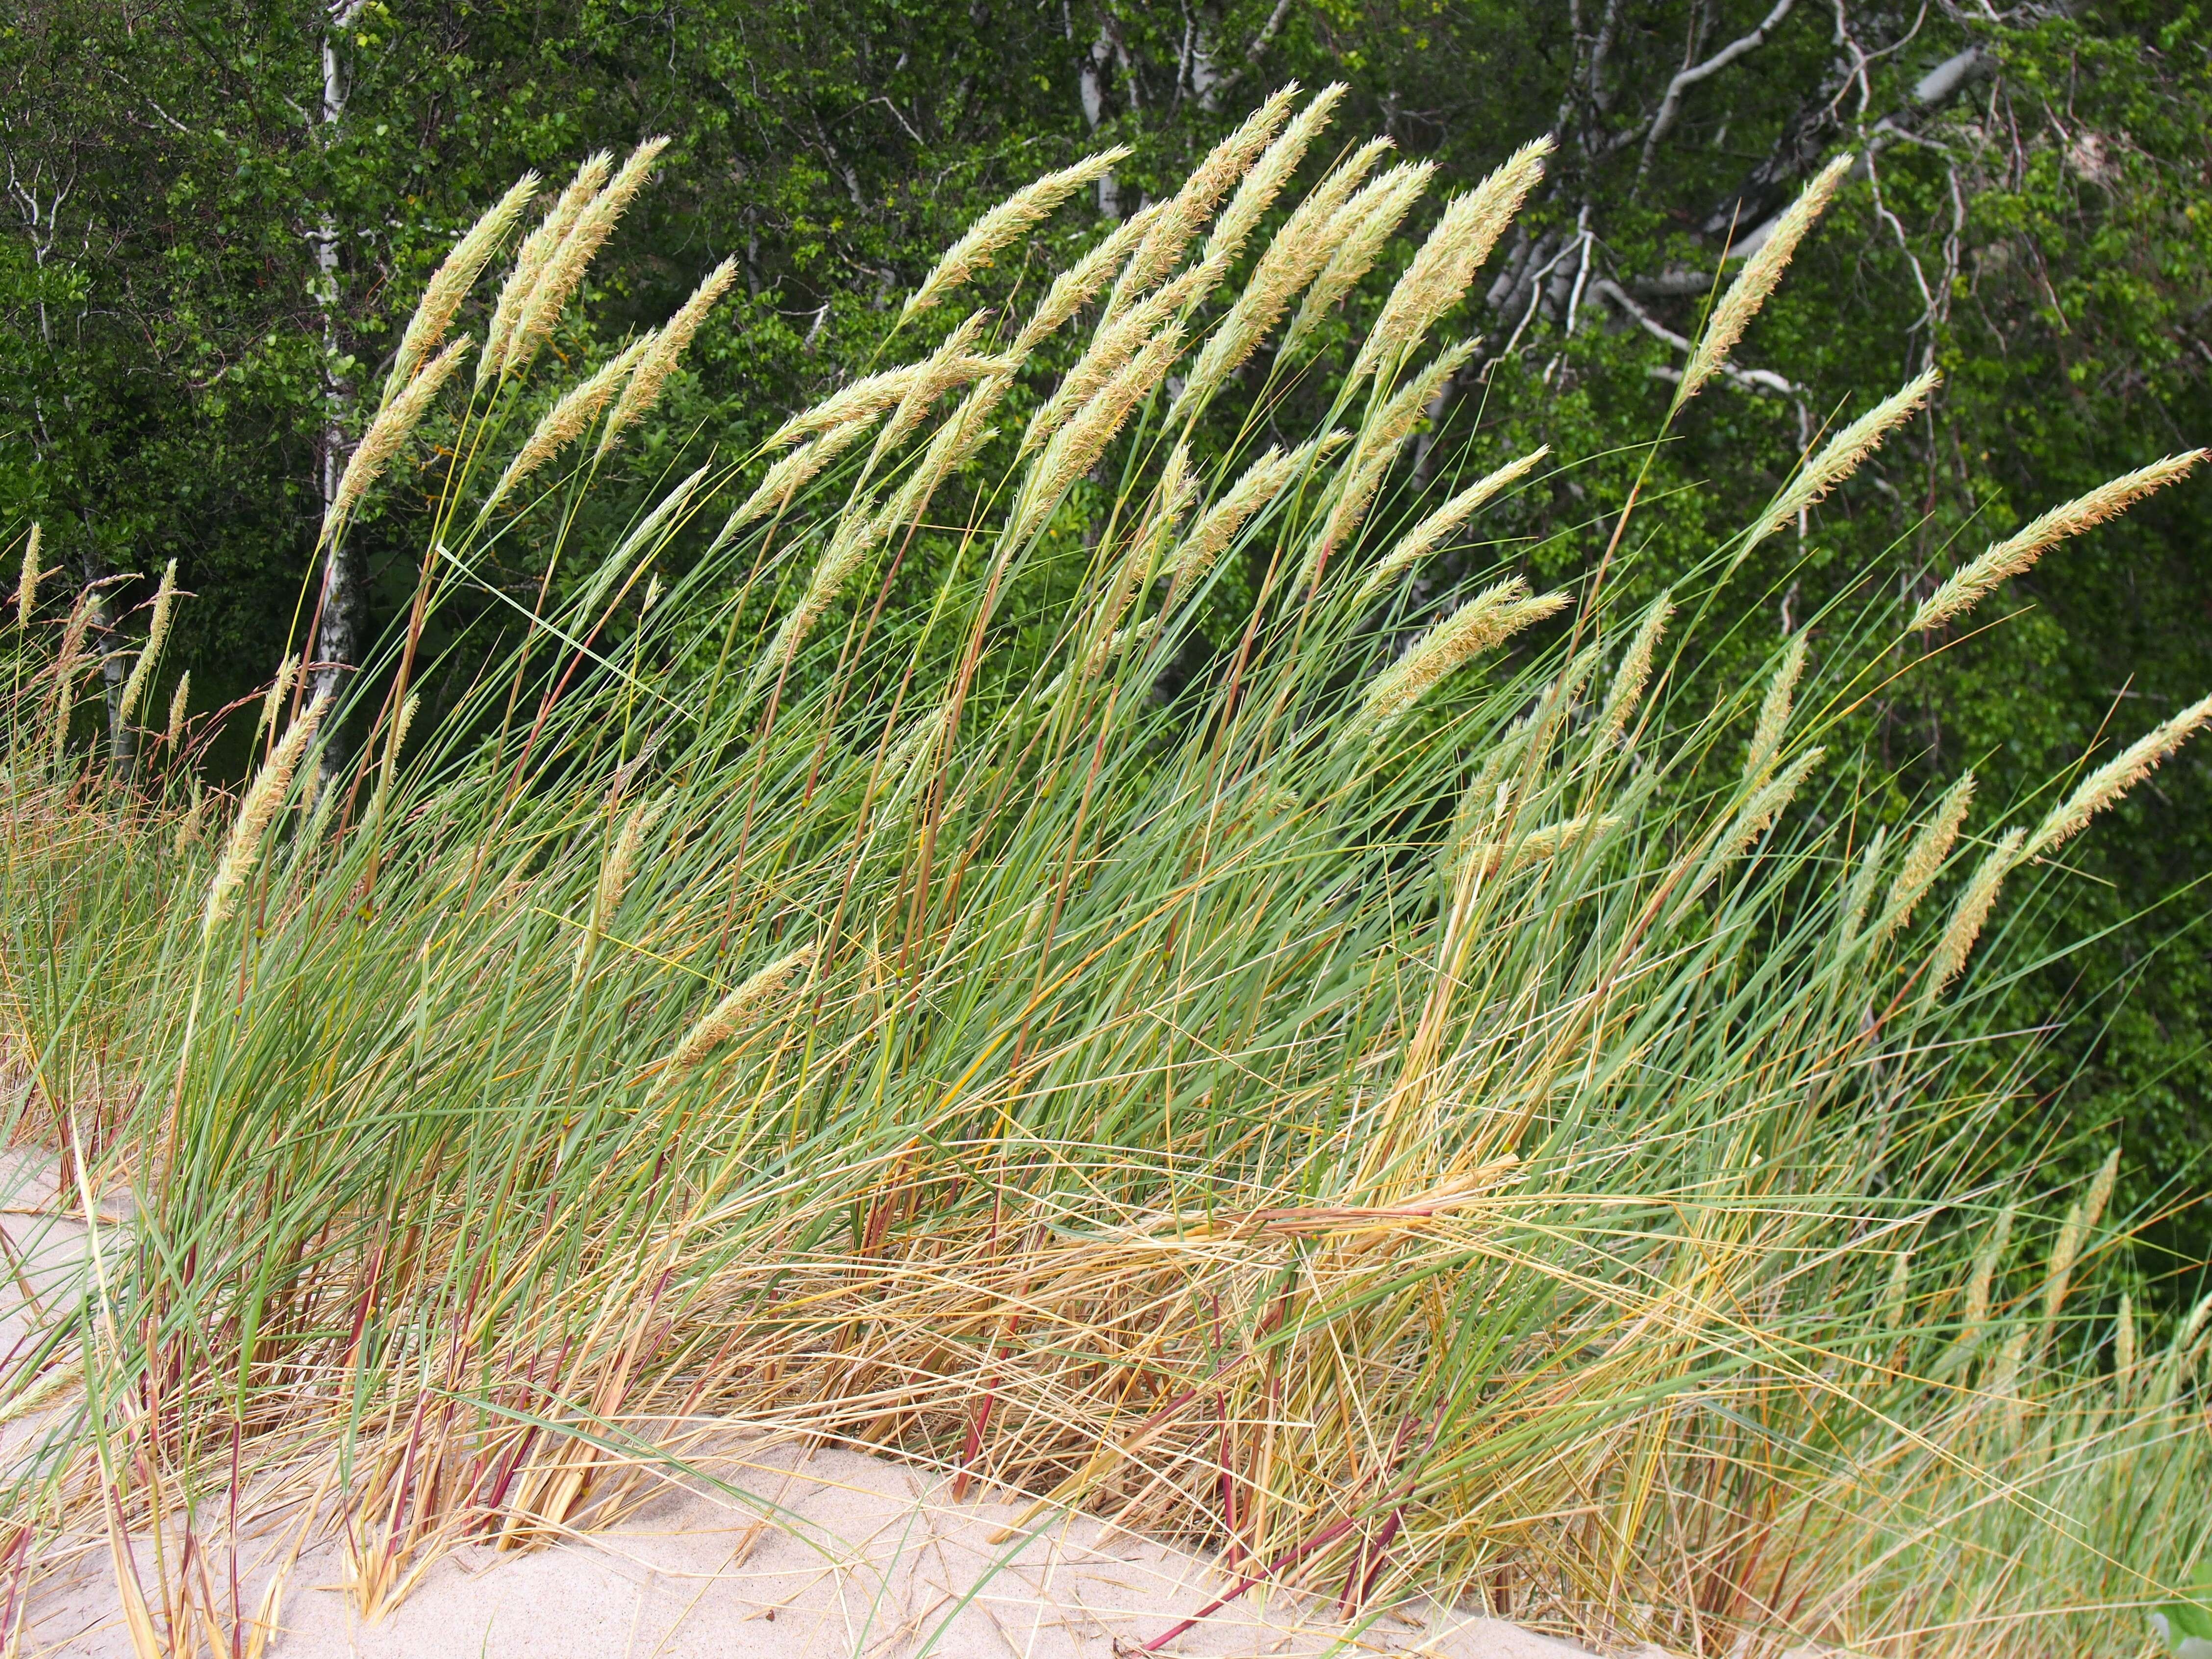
[2027,689,2212,858]
[1911,450,2206,633]
[1355,448,1548,603]
[599,258,739,456]
[387,172,538,406]
[1357,139,1549,379]
[671,944,817,1070]
[324,337,473,547]
[15,522,40,629]
[1925,826,2024,996]
[904,148,1129,316]
[204,694,329,936]
[116,559,178,727]
[1676,153,1852,409]
[482,153,612,384]
[1282,162,1432,360]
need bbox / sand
[0,1154,1609,1659]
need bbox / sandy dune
[0,1153,1609,1659]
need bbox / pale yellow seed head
[1200,84,1347,270]
[1108,86,1300,316]
[1926,826,2025,997]
[1356,446,1547,605]
[165,671,192,749]
[388,172,537,406]
[486,337,652,515]
[2028,688,2212,858]
[507,137,670,379]
[599,258,739,457]
[204,693,329,935]
[324,337,473,547]
[1012,204,1164,357]
[1676,153,1852,409]
[671,944,817,1071]
[116,559,178,727]
[905,148,1129,317]
[1743,636,1808,789]
[15,522,41,630]
[1347,578,1569,742]
[1913,450,2207,633]
[1742,369,1938,559]
[767,363,924,451]
[482,153,612,384]
[1874,771,1976,944]
[259,654,299,742]
[1282,161,1432,361]
[1594,591,1674,752]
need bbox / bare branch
[1640,0,1797,179]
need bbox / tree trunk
[308,1,368,737]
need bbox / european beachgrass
[3,89,2210,1657]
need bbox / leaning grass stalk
[1354,447,1548,603]
[2026,689,2212,858]
[1924,827,2025,998]
[1355,138,1549,380]
[1107,87,1298,316]
[482,153,612,384]
[1343,580,1569,743]
[386,173,537,406]
[1738,369,1938,561]
[47,589,94,772]
[1201,85,1346,270]
[114,559,177,728]
[322,338,473,549]
[204,695,328,937]
[1012,204,1164,357]
[14,522,40,628]
[1675,153,1852,410]
[904,148,1129,316]
[1912,450,2205,632]
[484,338,652,515]
[1872,771,1976,944]
[598,258,738,456]
[576,792,667,975]
[669,944,816,1072]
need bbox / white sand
[0,1153,1607,1659]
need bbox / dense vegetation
[2,96,2209,1651]
[5,3,2207,1285]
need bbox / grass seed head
[1347,578,1569,742]
[2028,689,2212,858]
[165,670,191,749]
[116,559,178,728]
[1912,451,2206,633]
[1743,369,1938,558]
[1200,84,1346,270]
[324,337,473,547]
[1676,153,1851,409]
[1594,591,1674,751]
[1875,771,1976,944]
[672,944,817,1071]
[1283,161,1432,360]
[1743,636,1808,788]
[905,148,1129,317]
[388,171,537,405]
[508,137,670,378]
[14,522,40,629]
[599,257,738,457]
[204,693,328,936]
[1013,204,1163,357]
[768,363,924,451]
[1356,448,1547,603]
[482,152,612,383]
[1926,826,2025,997]
[487,337,652,514]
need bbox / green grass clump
[1,91,2208,1657]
